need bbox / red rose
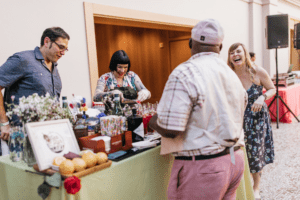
[81,103,86,107]
[64,176,81,194]
[69,104,74,109]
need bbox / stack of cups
[91,136,111,153]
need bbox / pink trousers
[168,149,245,200]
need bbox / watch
[0,121,9,127]
[263,94,267,100]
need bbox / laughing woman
[227,43,275,200]
[93,50,151,103]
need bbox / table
[0,146,254,200]
[265,84,300,123]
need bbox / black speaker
[267,14,289,49]
[294,23,300,49]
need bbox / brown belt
[175,146,240,161]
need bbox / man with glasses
[0,27,70,155]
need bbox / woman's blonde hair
[227,43,256,77]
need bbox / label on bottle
[133,123,144,138]
[62,100,68,109]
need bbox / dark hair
[109,50,131,72]
[249,52,255,58]
[40,27,70,46]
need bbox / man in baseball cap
[150,19,247,199]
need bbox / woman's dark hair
[109,50,131,72]
[40,27,70,46]
[249,52,255,58]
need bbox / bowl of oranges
[52,151,109,177]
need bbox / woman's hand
[137,90,151,102]
[251,95,265,112]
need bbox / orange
[53,156,66,166]
[79,150,94,156]
[72,158,87,172]
[96,152,108,165]
[59,159,75,175]
[82,152,97,168]
[84,151,94,156]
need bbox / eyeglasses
[52,41,68,52]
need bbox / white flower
[5,93,74,124]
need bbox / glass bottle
[22,123,36,167]
[9,125,24,162]
[127,108,144,142]
[62,96,76,124]
[112,94,124,116]
[62,96,68,108]
[123,104,132,117]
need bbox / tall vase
[22,124,36,167]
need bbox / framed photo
[26,119,80,171]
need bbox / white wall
[0,0,251,105]
[1,0,299,105]
[0,0,90,104]
[250,2,264,69]
[277,0,300,73]
[278,0,300,20]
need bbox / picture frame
[25,119,80,171]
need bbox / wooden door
[290,29,300,71]
[169,39,191,72]
[94,24,170,103]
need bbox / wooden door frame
[290,17,300,70]
[83,2,198,99]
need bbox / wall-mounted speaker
[266,14,289,49]
[294,23,300,49]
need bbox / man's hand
[0,124,11,141]
[0,86,10,140]
[149,114,182,138]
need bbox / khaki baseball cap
[191,19,224,45]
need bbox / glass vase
[22,124,36,167]
[9,126,24,162]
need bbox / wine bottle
[127,108,144,142]
[62,96,74,123]
[112,94,124,116]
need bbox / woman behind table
[93,50,151,102]
[227,43,275,199]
